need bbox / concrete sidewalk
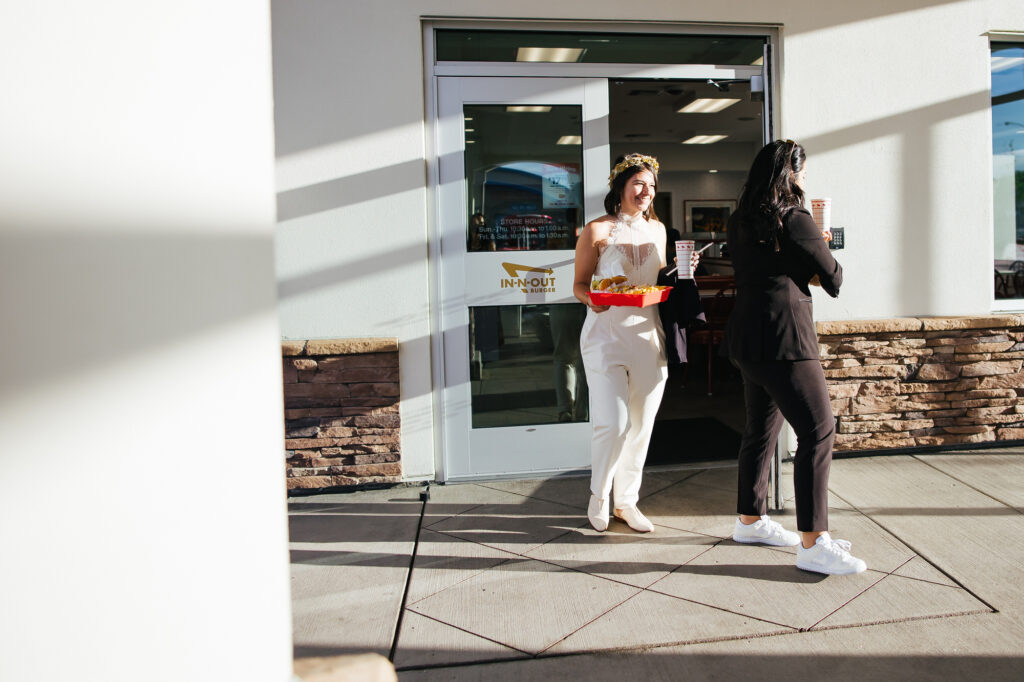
[288,448,1024,680]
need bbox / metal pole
[769,438,784,512]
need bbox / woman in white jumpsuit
[572,154,698,533]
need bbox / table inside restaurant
[694,275,736,296]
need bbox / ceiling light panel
[516,47,585,62]
[556,135,581,145]
[677,98,741,114]
[682,135,728,145]
[506,105,552,113]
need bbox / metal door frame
[423,19,781,483]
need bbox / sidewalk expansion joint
[913,454,1024,516]
[388,483,430,662]
[829,487,1000,615]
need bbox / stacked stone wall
[276,320,1024,491]
[817,316,1024,451]
[282,338,401,490]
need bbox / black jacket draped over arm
[657,271,705,365]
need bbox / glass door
[437,77,609,479]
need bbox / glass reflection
[464,105,583,252]
[992,42,1024,299]
[470,304,589,428]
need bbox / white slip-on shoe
[587,495,609,532]
[732,515,800,546]
[613,506,654,533]
[796,532,868,575]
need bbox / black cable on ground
[388,483,430,662]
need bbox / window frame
[989,33,1024,311]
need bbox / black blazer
[724,207,843,361]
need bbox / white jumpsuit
[580,213,669,509]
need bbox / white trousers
[580,306,668,508]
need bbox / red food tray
[589,287,671,308]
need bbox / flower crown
[608,154,659,186]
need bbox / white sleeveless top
[580,211,667,368]
[593,212,665,287]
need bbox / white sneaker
[732,515,800,546]
[614,506,654,533]
[796,532,868,575]
[587,495,609,532]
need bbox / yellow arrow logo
[501,262,555,278]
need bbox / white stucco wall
[0,3,293,681]
[272,1,437,480]
[271,0,1022,481]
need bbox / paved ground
[288,448,1024,680]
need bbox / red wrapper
[588,287,671,308]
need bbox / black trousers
[733,358,835,532]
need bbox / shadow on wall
[800,90,991,316]
[275,158,427,222]
[786,0,971,34]
[277,240,430,299]
[269,2,427,159]
[268,0,971,157]
[272,0,996,319]
[1,230,278,398]
[277,81,994,301]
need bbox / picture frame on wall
[684,199,736,232]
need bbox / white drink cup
[811,198,832,231]
[675,240,695,279]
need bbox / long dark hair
[603,154,660,221]
[736,139,806,245]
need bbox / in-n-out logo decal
[500,262,555,294]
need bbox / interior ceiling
[609,79,763,173]
[436,29,766,66]
[609,79,762,144]
[464,79,764,174]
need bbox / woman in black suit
[724,140,866,575]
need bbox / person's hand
[672,252,702,272]
[822,229,832,242]
[809,274,822,287]
[580,291,610,313]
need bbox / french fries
[591,275,669,295]
[604,284,669,294]
[593,275,628,291]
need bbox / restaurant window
[463,104,583,253]
[436,29,764,66]
[992,41,1024,299]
